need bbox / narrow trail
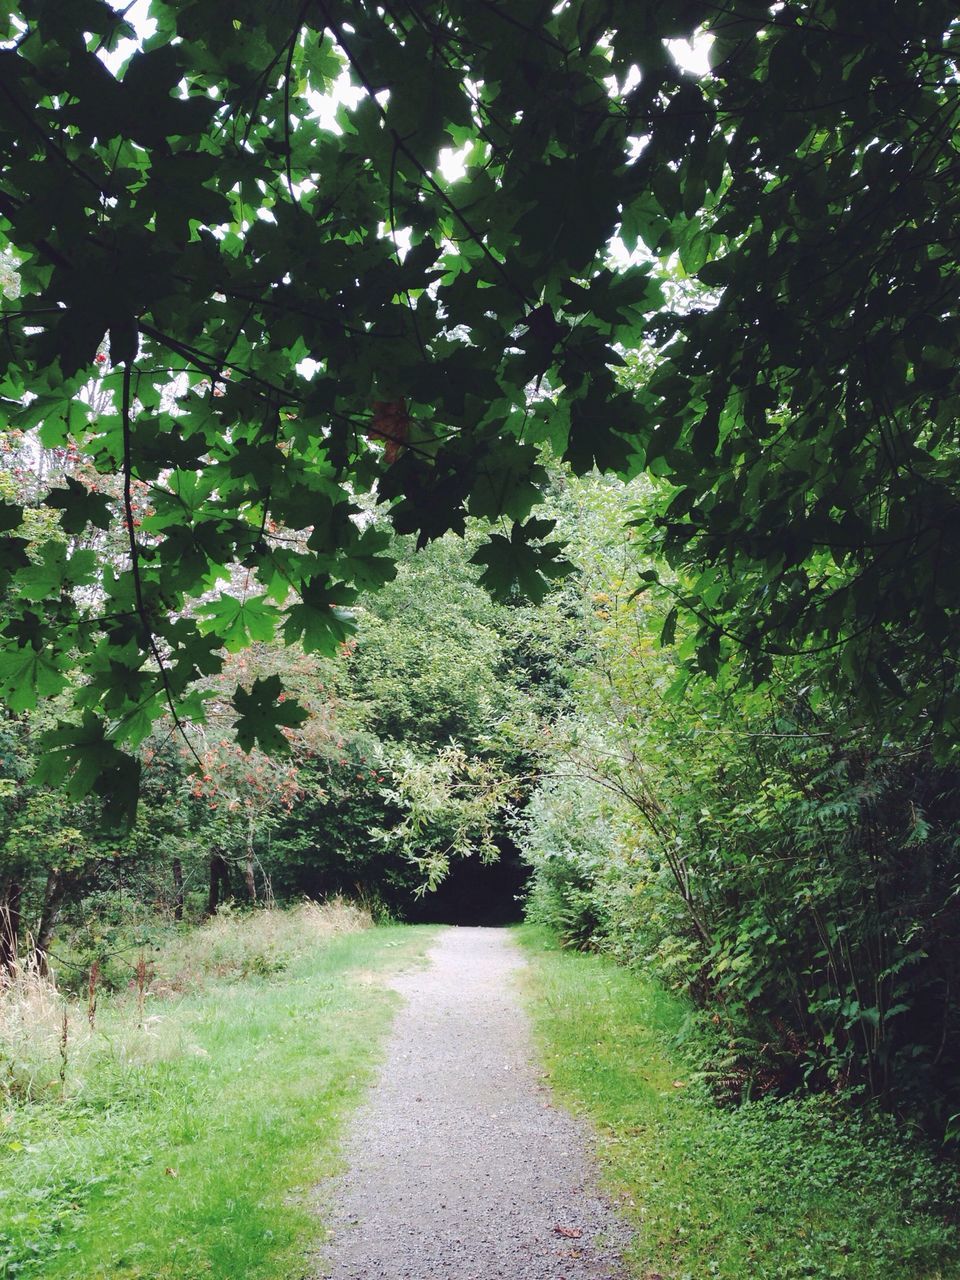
[316,927,630,1280]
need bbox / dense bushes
[515,775,631,950]
[517,475,960,1131]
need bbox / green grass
[517,925,960,1280]
[0,916,436,1280]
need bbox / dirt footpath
[316,926,629,1279]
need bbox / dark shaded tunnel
[405,842,530,926]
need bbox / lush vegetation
[2,1,960,1274]
[520,926,960,1280]
[0,1,957,786]
[0,500,563,975]
[516,470,960,1133]
[6,455,959,1272]
[0,904,435,1280]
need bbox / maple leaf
[470,519,571,604]
[233,675,308,753]
[199,593,280,652]
[0,646,68,711]
[45,477,112,534]
[35,712,142,826]
[283,577,357,654]
[0,500,23,532]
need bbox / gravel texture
[315,926,630,1279]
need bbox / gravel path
[315,926,630,1279]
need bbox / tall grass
[0,904,431,1280]
[0,950,92,1104]
[150,897,372,990]
[0,900,371,1105]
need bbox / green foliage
[347,534,511,752]
[232,674,309,753]
[2,0,960,1193]
[1,2,956,794]
[267,746,416,911]
[512,774,627,948]
[265,527,574,913]
[518,472,960,1129]
[380,742,512,892]
[627,3,960,749]
[520,928,960,1280]
[0,515,570,968]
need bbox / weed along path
[316,926,629,1280]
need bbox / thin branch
[282,5,311,204]
[121,361,204,771]
[388,136,428,360]
[318,1,529,307]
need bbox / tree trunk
[206,853,231,916]
[244,816,256,903]
[172,857,184,922]
[35,868,66,977]
[0,880,22,976]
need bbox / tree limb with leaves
[1,0,957,811]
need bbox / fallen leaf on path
[554,1225,583,1239]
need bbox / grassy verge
[0,907,436,1280]
[517,925,960,1280]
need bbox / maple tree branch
[282,3,312,204]
[121,361,204,769]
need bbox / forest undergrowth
[0,905,435,1280]
[519,925,960,1280]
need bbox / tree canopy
[1,0,958,807]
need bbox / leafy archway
[1,0,958,814]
